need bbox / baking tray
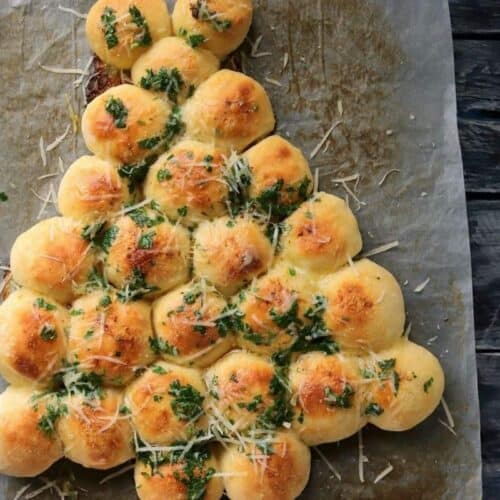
[0,0,482,498]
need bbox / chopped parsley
[99,295,112,308]
[214,306,244,337]
[138,136,161,150]
[190,0,232,32]
[177,206,188,217]
[324,384,354,409]
[40,324,57,342]
[423,377,434,393]
[163,105,185,146]
[138,231,156,249]
[118,154,158,189]
[157,168,172,182]
[237,394,263,412]
[270,299,299,329]
[129,5,152,48]
[105,96,128,129]
[84,268,109,293]
[149,336,179,356]
[0,192,8,202]
[178,27,207,48]
[223,156,252,215]
[127,201,165,228]
[101,6,118,49]
[151,364,167,375]
[140,67,185,103]
[34,297,56,311]
[257,367,293,429]
[183,290,201,305]
[99,225,119,253]
[168,380,205,421]
[37,401,68,437]
[81,221,106,243]
[117,268,159,302]
[364,402,384,416]
[119,404,131,415]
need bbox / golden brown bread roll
[192,215,273,296]
[103,202,191,297]
[0,288,68,387]
[220,431,311,500]
[58,155,129,222]
[319,258,405,354]
[144,141,229,226]
[10,217,96,304]
[205,350,290,433]
[279,192,362,274]
[131,36,219,104]
[183,70,275,153]
[125,361,207,445]
[236,264,312,357]
[244,135,313,217]
[57,389,134,469]
[86,0,172,69]
[134,445,223,500]
[151,280,234,367]
[289,351,367,445]
[67,289,155,386]
[172,0,253,59]
[361,340,445,431]
[81,84,173,165]
[0,387,64,477]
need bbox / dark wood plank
[450,0,500,36]
[477,353,500,498]
[454,40,500,193]
[467,199,500,349]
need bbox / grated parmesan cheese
[313,446,341,481]
[438,418,457,436]
[13,483,31,500]
[99,463,135,484]
[39,64,88,75]
[58,5,87,19]
[441,397,455,429]
[360,241,399,259]
[378,169,400,186]
[39,136,46,167]
[373,463,394,484]
[413,277,430,293]
[264,77,283,87]
[310,121,342,159]
[46,125,71,152]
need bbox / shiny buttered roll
[244,135,313,217]
[58,155,129,222]
[57,390,134,469]
[151,281,234,367]
[134,445,223,500]
[192,215,273,296]
[220,431,311,500]
[183,70,275,153]
[0,387,64,477]
[361,340,445,432]
[144,141,228,226]
[280,192,363,274]
[125,361,207,445]
[320,259,405,353]
[86,0,172,69]
[67,290,155,386]
[0,289,68,387]
[131,37,219,104]
[172,0,253,59]
[236,265,312,356]
[10,217,96,304]
[104,203,191,296]
[205,350,284,432]
[81,84,172,165]
[289,352,367,445]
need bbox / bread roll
[244,135,313,217]
[57,389,134,469]
[220,431,311,500]
[172,0,252,59]
[86,0,172,69]
[131,37,219,104]
[144,141,228,226]
[0,386,64,477]
[280,192,362,274]
[361,340,445,431]
[104,203,191,297]
[320,259,405,353]
[151,280,234,367]
[81,84,172,165]
[10,217,96,304]
[125,361,207,445]
[183,70,275,153]
[67,289,155,386]
[134,445,223,500]
[193,215,273,296]
[0,288,68,387]
[289,352,366,445]
[58,155,129,222]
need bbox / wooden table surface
[449,1,500,497]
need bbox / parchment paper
[0,0,482,498]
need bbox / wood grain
[467,199,500,349]
[450,0,500,36]
[454,40,500,193]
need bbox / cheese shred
[373,463,394,484]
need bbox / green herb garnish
[168,380,205,421]
[101,6,118,49]
[105,96,128,129]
